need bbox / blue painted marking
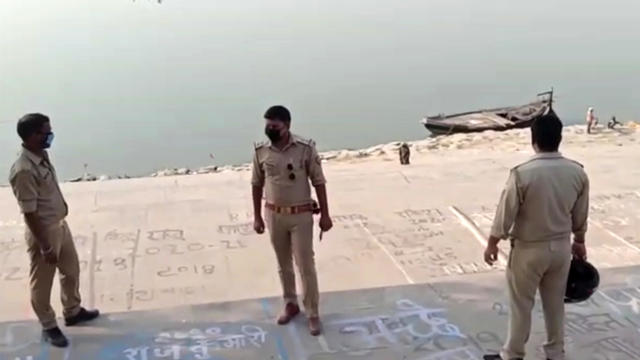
[259,299,272,318]
[63,337,72,360]
[36,339,49,360]
[259,299,289,360]
[275,336,290,360]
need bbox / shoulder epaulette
[512,159,536,171]
[254,141,268,150]
[293,135,315,147]
[568,159,584,168]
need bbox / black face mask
[265,127,283,142]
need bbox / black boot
[42,327,69,348]
[483,355,524,360]
[65,307,100,326]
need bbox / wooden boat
[421,90,556,136]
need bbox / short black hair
[17,113,50,141]
[531,113,563,152]
[264,105,291,123]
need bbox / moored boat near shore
[422,89,555,136]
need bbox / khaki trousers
[501,240,571,360]
[266,210,319,317]
[26,220,81,330]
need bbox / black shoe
[42,327,69,348]
[65,307,100,326]
[483,356,524,360]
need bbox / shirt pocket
[264,160,280,178]
[37,168,58,197]
[291,161,307,181]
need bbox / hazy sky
[1,0,639,179]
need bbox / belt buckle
[285,207,292,215]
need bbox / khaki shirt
[251,134,326,206]
[491,152,589,243]
[9,148,69,226]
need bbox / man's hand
[254,217,265,234]
[319,215,333,233]
[41,246,57,265]
[572,242,587,260]
[484,243,499,266]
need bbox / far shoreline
[57,123,638,184]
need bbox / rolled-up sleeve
[251,151,265,187]
[571,173,590,236]
[307,144,326,187]
[10,170,38,214]
[490,170,521,239]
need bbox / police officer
[9,114,100,348]
[483,114,589,360]
[251,106,333,336]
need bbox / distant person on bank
[399,143,411,165]
[608,115,622,129]
[9,114,100,348]
[586,107,598,134]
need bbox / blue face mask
[42,132,54,149]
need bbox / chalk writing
[361,222,388,236]
[598,287,640,314]
[74,233,91,247]
[394,247,456,268]
[143,242,211,256]
[0,267,27,282]
[585,336,640,359]
[396,208,447,225]
[104,229,141,245]
[79,257,140,272]
[414,330,503,358]
[419,347,477,360]
[565,312,627,335]
[220,240,246,250]
[443,261,503,275]
[100,286,207,304]
[333,214,368,223]
[227,211,254,223]
[79,259,104,273]
[492,302,508,316]
[156,264,215,277]
[330,299,465,350]
[332,214,369,229]
[123,325,267,359]
[148,229,185,242]
[217,223,253,236]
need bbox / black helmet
[565,259,600,303]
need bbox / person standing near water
[586,107,598,134]
[399,143,411,165]
[483,114,590,360]
[9,113,100,348]
[251,105,333,336]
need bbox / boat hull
[422,91,556,136]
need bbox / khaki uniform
[491,152,589,360]
[252,134,326,317]
[9,148,81,330]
